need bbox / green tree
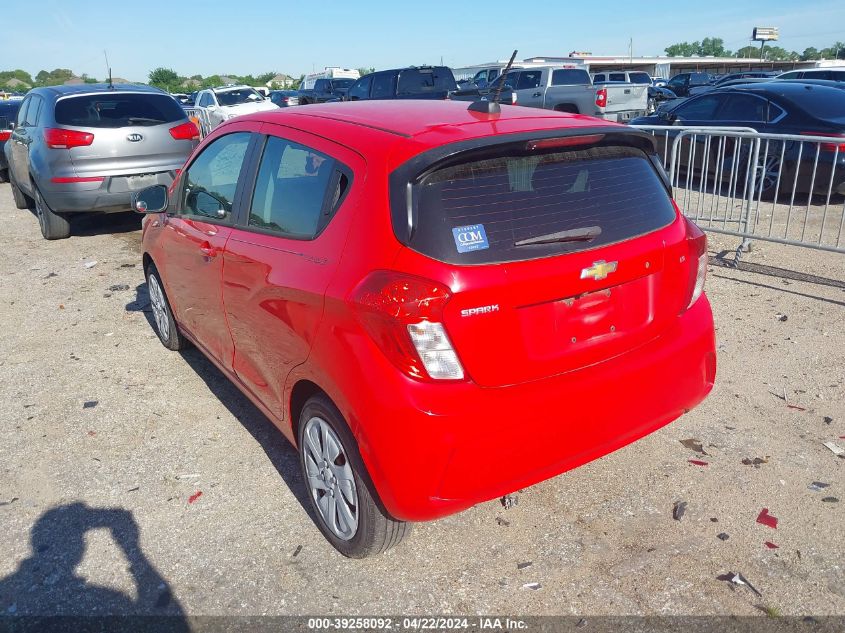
[34,68,74,86]
[800,47,820,61]
[256,71,276,85]
[761,46,799,61]
[665,42,700,57]
[357,67,375,76]
[148,67,181,91]
[0,69,34,86]
[819,42,845,60]
[735,45,760,58]
[201,75,223,89]
[700,37,731,57]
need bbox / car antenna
[104,50,114,90]
[468,49,517,114]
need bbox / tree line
[664,37,845,62]
[1,67,377,93]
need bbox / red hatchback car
[135,101,716,558]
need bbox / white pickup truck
[496,66,648,122]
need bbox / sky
[2,0,843,82]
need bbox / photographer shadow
[0,502,187,628]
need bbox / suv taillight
[0,130,10,142]
[169,121,200,141]
[595,87,608,108]
[350,271,465,381]
[682,214,708,311]
[44,128,94,149]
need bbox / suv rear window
[55,93,185,128]
[404,145,676,264]
[397,68,457,95]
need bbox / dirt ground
[0,182,843,618]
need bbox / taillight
[800,131,845,152]
[350,271,466,381]
[595,87,608,109]
[169,121,200,141]
[682,214,708,310]
[44,128,94,149]
[0,130,10,142]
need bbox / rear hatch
[55,92,195,184]
[601,84,649,114]
[391,133,692,387]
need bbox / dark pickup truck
[344,66,481,101]
[298,78,356,105]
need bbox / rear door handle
[199,241,217,258]
[533,92,542,97]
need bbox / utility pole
[759,40,765,60]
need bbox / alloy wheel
[302,416,359,541]
[147,274,170,341]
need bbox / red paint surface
[689,459,709,466]
[143,102,717,522]
[757,508,778,529]
[764,541,779,549]
[188,491,203,504]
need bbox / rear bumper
[597,110,648,123]
[40,170,177,214]
[319,295,716,522]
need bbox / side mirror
[133,184,168,214]
[8,122,15,130]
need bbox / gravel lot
[0,182,843,618]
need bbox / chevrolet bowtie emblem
[580,260,618,281]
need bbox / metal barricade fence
[183,107,214,139]
[632,125,845,259]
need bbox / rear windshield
[55,93,185,128]
[405,145,676,264]
[552,69,591,85]
[628,73,652,84]
[397,68,457,95]
[787,87,845,121]
[331,79,355,88]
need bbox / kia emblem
[127,133,143,142]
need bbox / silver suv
[4,84,199,239]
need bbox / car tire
[33,187,71,240]
[298,394,411,558]
[9,176,32,210]
[145,265,186,351]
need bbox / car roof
[725,81,845,98]
[32,83,166,97]
[227,100,627,167]
[211,85,253,93]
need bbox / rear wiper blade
[514,226,601,247]
[126,117,164,124]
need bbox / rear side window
[55,93,184,128]
[397,68,457,95]
[248,136,349,238]
[371,72,396,99]
[403,145,676,264]
[552,69,590,85]
[609,73,627,82]
[348,76,372,100]
[516,71,542,90]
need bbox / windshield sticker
[452,224,489,253]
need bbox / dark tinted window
[0,102,21,129]
[593,74,606,83]
[502,71,520,88]
[55,93,185,128]
[16,97,32,127]
[628,72,652,84]
[249,136,348,238]
[786,87,845,120]
[552,69,590,85]
[405,145,676,264]
[397,68,457,95]
[516,71,543,90]
[777,71,801,80]
[182,132,251,219]
[609,73,627,82]
[716,94,768,121]
[674,94,724,120]
[26,95,44,126]
[689,73,710,86]
[371,72,396,99]
[314,79,329,91]
[331,78,355,89]
[348,76,372,100]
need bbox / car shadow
[24,207,143,238]
[0,502,188,628]
[126,283,312,521]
